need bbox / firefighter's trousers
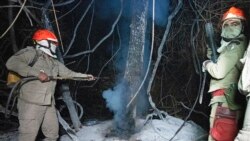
[17,99,59,141]
[209,102,240,141]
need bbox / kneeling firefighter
[6,29,95,141]
[202,7,247,141]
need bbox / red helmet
[222,7,245,21]
[32,29,58,42]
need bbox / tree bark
[42,1,82,131]
[119,0,148,134]
[8,0,18,53]
[57,51,82,131]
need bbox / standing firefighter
[6,29,95,141]
[235,27,250,141]
[202,7,247,141]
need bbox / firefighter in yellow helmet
[202,7,247,141]
[6,29,95,141]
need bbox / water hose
[5,76,89,118]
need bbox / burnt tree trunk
[57,52,82,131]
[117,0,148,136]
[42,1,81,131]
[8,0,18,53]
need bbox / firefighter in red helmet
[32,29,59,58]
[202,7,247,141]
[6,29,95,141]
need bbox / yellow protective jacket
[207,35,247,92]
[206,35,247,109]
[6,47,88,105]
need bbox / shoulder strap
[28,49,38,67]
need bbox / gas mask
[221,19,243,39]
[36,40,57,58]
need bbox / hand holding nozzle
[85,74,95,81]
[38,70,50,82]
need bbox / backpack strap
[28,49,38,67]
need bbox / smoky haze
[101,0,170,138]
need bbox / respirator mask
[35,40,57,58]
[221,19,243,39]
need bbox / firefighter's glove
[202,60,212,72]
[86,74,95,81]
[38,70,50,82]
